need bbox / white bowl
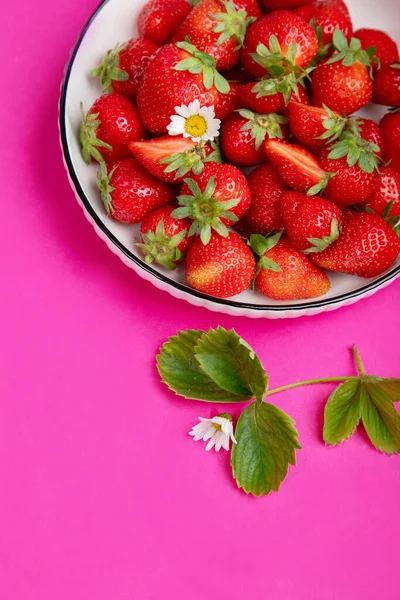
[59,0,400,319]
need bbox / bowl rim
[59,0,400,314]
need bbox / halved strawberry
[264,139,329,193]
[128,135,220,182]
[250,233,331,300]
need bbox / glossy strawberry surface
[311,210,400,277]
[137,0,191,46]
[186,232,256,298]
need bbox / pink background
[1,0,400,598]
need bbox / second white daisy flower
[189,414,237,452]
[167,99,221,143]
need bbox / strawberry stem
[266,377,359,396]
[352,345,366,376]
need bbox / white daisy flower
[167,99,221,143]
[189,413,237,452]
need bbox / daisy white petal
[175,105,191,118]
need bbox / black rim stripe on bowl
[59,0,400,312]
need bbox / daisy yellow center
[213,423,222,432]
[185,115,207,138]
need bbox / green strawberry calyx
[307,172,336,197]
[327,118,381,174]
[249,232,283,277]
[174,40,231,94]
[79,103,113,164]
[96,161,118,215]
[90,43,129,92]
[159,140,223,180]
[327,30,379,74]
[237,109,288,149]
[317,104,348,144]
[309,18,333,64]
[171,176,240,245]
[250,35,312,103]
[137,220,187,270]
[210,1,256,49]
[304,218,341,254]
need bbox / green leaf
[373,378,400,402]
[157,330,253,403]
[323,379,362,446]
[231,401,301,497]
[195,327,269,402]
[361,380,400,455]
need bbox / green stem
[352,345,365,376]
[266,376,358,397]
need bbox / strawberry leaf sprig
[174,40,231,94]
[158,328,400,497]
[160,139,223,180]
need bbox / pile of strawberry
[80,0,400,301]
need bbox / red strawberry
[295,0,353,46]
[318,144,380,207]
[96,158,174,223]
[239,80,308,114]
[185,231,256,298]
[281,191,342,252]
[310,30,375,115]
[250,234,330,300]
[259,0,314,10]
[354,28,398,71]
[264,140,328,193]
[138,205,192,270]
[380,110,400,172]
[286,102,343,150]
[220,109,288,167]
[373,62,400,108]
[173,162,252,244]
[129,135,220,182]
[137,0,191,46]
[237,163,287,236]
[241,11,318,78]
[80,94,146,164]
[137,42,232,134]
[364,168,400,218]
[173,0,259,72]
[90,39,158,98]
[311,210,400,277]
